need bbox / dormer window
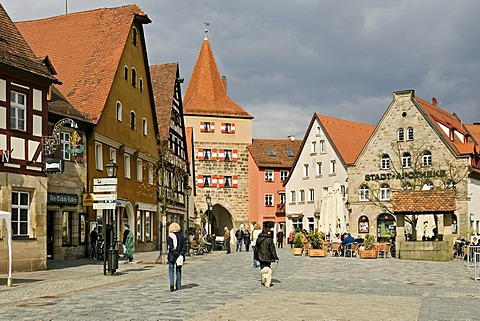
[267,149,276,156]
[132,27,137,46]
[286,149,294,157]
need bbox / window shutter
[218,149,225,161]
[218,175,224,188]
[221,123,226,133]
[197,148,204,160]
[211,148,217,161]
[231,123,236,134]
[200,122,205,133]
[197,175,204,187]
[232,149,238,162]
[210,122,215,133]
[232,175,238,188]
[211,175,218,188]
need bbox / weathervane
[203,21,210,39]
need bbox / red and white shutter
[218,175,224,188]
[211,175,218,188]
[218,149,224,161]
[211,148,217,161]
[231,123,236,134]
[210,122,215,133]
[232,175,239,188]
[197,175,204,187]
[221,123,226,133]
[232,149,238,162]
[197,148,204,160]
[200,122,205,133]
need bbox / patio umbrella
[325,186,335,236]
[415,214,436,240]
[332,182,346,233]
[318,192,329,233]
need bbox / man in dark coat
[254,227,279,269]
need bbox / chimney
[288,135,295,141]
[221,75,227,92]
[432,97,438,106]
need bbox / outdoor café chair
[377,243,391,258]
[344,242,358,257]
[331,243,341,257]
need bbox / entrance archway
[210,204,233,235]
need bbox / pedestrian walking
[90,226,98,259]
[223,227,231,254]
[122,224,130,253]
[244,229,251,252]
[288,230,293,249]
[124,226,134,263]
[254,225,279,269]
[276,230,284,248]
[252,223,262,267]
[235,228,245,251]
[167,222,187,291]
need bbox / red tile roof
[150,62,179,141]
[248,139,302,168]
[316,113,375,164]
[391,190,456,213]
[16,5,150,124]
[466,123,480,144]
[183,39,253,119]
[0,4,57,83]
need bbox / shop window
[137,210,143,242]
[62,211,72,246]
[145,211,152,241]
[377,213,396,239]
[292,218,303,231]
[11,191,29,236]
[358,215,369,234]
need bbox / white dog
[261,267,272,287]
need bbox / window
[317,126,322,136]
[265,170,274,182]
[203,149,212,160]
[380,154,390,170]
[379,184,391,201]
[423,181,434,190]
[402,153,411,168]
[299,190,305,202]
[280,170,289,181]
[130,111,136,130]
[224,123,232,133]
[203,175,212,187]
[445,180,456,189]
[12,191,29,236]
[60,132,71,161]
[267,149,276,156]
[422,151,432,167]
[132,27,137,46]
[397,128,404,141]
[124,154,131,179]
[124,66,128,80]
[224,149,233,161]
[265,194,274,207]
[116,101,122,122]
[308,217,315,231]
[311,141,317,154]
[308,189,315,202]
[292,218,303,231]
[280,192,286,204]
[145,211,151,241]
[407,127,414,141]
[316,162,322,176]
[62,211,72,246]
[290,191,296,203]
[286,149,294,157]
[131,68,137,87]
[137,159,143,182]
[95,143,103,170]
[223,175,233,187]
[203,122,211,132]
[136,210,143,242]
[109,148,117,164]
[147,163,154,185]
[330,160,336,174]
[359,185,369,201]
[139,78,143,92]
[320,140,326,153]
[10,91,26,131]
[303,164,309,177]
[358,215,369,233]
[142,118,147,136]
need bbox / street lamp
[105,160,118,178]
[206,194,212,235]
[104,160,118,275]
[184,184,192,256]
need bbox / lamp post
[206,194,212,235]
[184,184,192,256]
[104,160,118,275]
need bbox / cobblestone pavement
[0,247,479,321]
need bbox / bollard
[107,248,118,274]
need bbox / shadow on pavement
[47,258,103,270]
[0,278,44,285]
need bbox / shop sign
[48,193,78,205]
[364,169,446,181]
[83,193,94,207]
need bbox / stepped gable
[248,139,302,168]
[0,4,58,82]
[183,39,253,119]
[317,114,375,164]
[16,5,150,124]
[150,62,179,141]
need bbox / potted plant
[359,233,377,259]
[308,230,326,257]
[293,232,303,256]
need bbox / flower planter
[308,248,326,257]
[359,249,377,259]
[293,247,303,256]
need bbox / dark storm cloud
[4,0,479,138]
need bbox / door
[47,210,55,260]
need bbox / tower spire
[203,21,210,40]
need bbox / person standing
[288,230,293,249]
[224,227,231,254]
[124,226,134,263]
[254,226,279,269]
[167,223,187,291]
[122,224,130,253]
[276,230,284,248]
[244,229,251,252]
[90,226,98,259]
[235,228,245,251]
[252,223,262,268]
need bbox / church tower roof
[183,37,253,119]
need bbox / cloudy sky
[3,1,480,139]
